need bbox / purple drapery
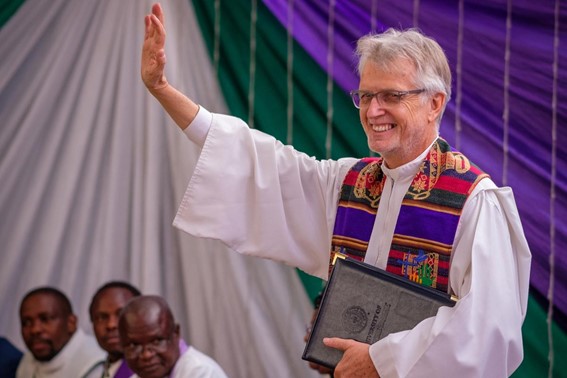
[263,0,567,317]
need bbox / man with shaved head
[118,295,227,378]
[16,286,105,378]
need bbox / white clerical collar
[381,139,437,182]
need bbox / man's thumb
[323,337,351,351]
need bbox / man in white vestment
[16,287,105,378]
[118,295,228,378]
[140,3,532,377]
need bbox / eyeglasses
[349,89,425,109]
[123,337,171,358]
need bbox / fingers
[143,13,165,48]
[149,14,165,37]
[141,3,168,90]
[144,15,151,38]
[324,339,376,377]
[152,3,165,27]
[145,3,165,40]
[323,337,354,351]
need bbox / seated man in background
[118,295,228,378]
[0,336,23,378]
[17,286,105,378]
[90,281,142,378]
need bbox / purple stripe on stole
[114,360,134,378]
[394,205,459,245]
[333,206,375,240]
[179,339,188,354]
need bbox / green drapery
[513,295,566,377]
[0,0,25,26]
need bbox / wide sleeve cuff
[182,105,212,147]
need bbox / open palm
[141,3,168,91]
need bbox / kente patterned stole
[330,138,488,293]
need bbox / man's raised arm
[142,3,199,130]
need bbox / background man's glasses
[349,89,425,109]
[124,337,171,358]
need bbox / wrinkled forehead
[359,58,418,89]
[361,55,417,76]
[121,307,171,336]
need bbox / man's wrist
[147,79,170,96]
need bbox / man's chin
[106,350,125,362]
[33,351,57,362]
[135,364,166,378]
[103,338,123,352]
[29,342,56,362]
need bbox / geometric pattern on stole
[331,138,488,293]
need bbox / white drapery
[0,1,319,377]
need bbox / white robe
[16,328,105,378]
[129,346,228,378]
[173,107,532,378]
[169,346,228,378]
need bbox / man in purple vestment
[118,295,228,378]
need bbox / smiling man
[118,295,227,378]
[141,3,531,377]
[90,281,141,378]
[16,287,105,378]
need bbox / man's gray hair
[355,28,451,124]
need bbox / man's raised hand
[141,3,168,92]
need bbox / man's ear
[428,92,446,123]
[67,314,78,334]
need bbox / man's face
[120,312,180,378]
[20,293,76,362]
[91,287,136,360]
[358,58,444,168]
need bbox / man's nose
[139,344,157,359]
[29,320,44,335]
[366,97,386,116]
[106,314,119,329]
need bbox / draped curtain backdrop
[1,0,566,377]
[0,1,318,377]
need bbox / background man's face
[120,312,179,378]
[91,287,136,360]
[20,294,76,361]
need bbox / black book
[302,256,456,369]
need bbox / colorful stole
[330,138,488,293]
